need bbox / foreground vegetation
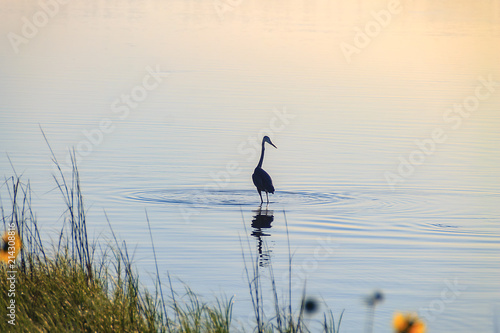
[0,148,343,332]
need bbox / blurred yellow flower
[0,231,22,264]
[393,312,426,333]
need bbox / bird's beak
[270,142,277,149]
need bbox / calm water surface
[1,1,500,332]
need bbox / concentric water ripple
[124,188,354,208]
[121,186,465,219]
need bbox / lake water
[1,0,500,331]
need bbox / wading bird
[252,136,277,204]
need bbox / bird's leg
[266,192,269,204]
[258,191,263,204]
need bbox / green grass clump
[0,255,152,332]
[0,149,232,332]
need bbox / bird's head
[263,136,277,149]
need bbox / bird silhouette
[252,136,277,204]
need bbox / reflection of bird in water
[252,136,277,204]
[251,207,274,267]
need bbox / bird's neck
[257,142,265,169]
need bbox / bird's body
[252,168,274,194]
[252,136,277,204]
